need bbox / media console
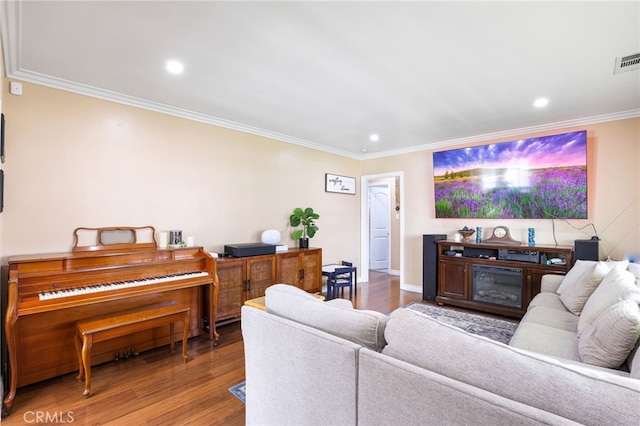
[435,240,573,318]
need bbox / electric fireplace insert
[472,265,523,309]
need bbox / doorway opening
[360,171,404,287]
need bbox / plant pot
[298,238,309,249]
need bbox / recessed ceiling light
[369,134,380,142]
[166,60,184,74]
[533,98,549,108]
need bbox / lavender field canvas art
[433,131,587,219]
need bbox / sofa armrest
[241,306,360,425]
[541,274,564,293]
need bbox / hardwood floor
[1,271,421,425]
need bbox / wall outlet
[10,81,22,95]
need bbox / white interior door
[369,184,390,270]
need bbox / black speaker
[574,239,599,262]
[423,234,447,302]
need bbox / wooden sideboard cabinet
[435,241,572,318]
[216,247,322,324]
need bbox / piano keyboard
[38,271,209,301]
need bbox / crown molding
[358,109,640,160]
[2,1,637,161]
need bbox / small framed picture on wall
[325,173,356,195]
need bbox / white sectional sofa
[242,262,640,425]
[511,260,640,375]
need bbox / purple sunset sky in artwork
[433,131,587,176]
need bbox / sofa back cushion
[382,307,640,425]
[265,284,388,351]
[628,340,640,379]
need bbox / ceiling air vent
[613,53,640,74]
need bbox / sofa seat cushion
[509,322,580,361]
[527,292,567,312]
[519,305,579,332]
[265,284,388,351]
[382,308,640,425]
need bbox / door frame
[360,171,404,288]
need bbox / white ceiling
[2,1,639,159]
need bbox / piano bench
[75,301,190,398]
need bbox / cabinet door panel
[301,250,322,293]
[217,261,245,321]
[277,253,302,287]
[439,261,468,299]
[246,256,276,299]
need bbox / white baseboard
[400,283,422,294]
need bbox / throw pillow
[604,259,630,272]
[559,261,609,314]
[578,268,640,336]
[557,259,629,295]
[556,260,598,295]
[578,300,640,368]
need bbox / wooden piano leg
[2,281,18,418]
[169,322,175,352]
[75,330,85,381]
[182,310,190,362]
[208,281,220,345]
[81,334,93,397]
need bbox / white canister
[186,236,195,247]
[158,232,169,249]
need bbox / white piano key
[38,271,209,301]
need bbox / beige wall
[363,118,640,287]
[0,81,362,266]
[1,79,638,292]
[0,42,5,263]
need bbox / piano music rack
[73,225,157,253]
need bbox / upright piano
[2,226,219,416]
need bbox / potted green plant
[289,207,319,249]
